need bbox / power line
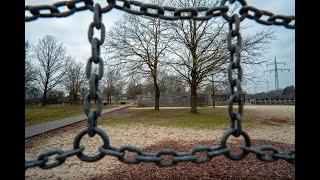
[263,57,290,91]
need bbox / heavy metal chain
[26,127,294,169]
[25,0,295,29]
[25,0,295,170]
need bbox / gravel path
[25,124,294,180]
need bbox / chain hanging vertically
[218,0,250,161]
[74,3,111,163]
[83,3,105,137]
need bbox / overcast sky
[25,0,295,94]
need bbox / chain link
[239,6,295,29]
[25,147,85,170]
[25,0,294,29]
[242,146,295,164]
[82,3,105,140]
[227,14,243,137]
[26,140,294,170]
[25,0,295,170]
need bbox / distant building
[137,91,234,107]
[137,92,209,107]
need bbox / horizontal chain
[239,5,295,29]
[25,144,295,170]
[26,138,294,170]
[25,0,295,29]
[242,146,295,164]
[25,146,85,169]
[26,127,295,170]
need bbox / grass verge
[99,107,261,129]
[25,104,117,126]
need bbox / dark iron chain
[25,127,294,170]
[239,6,295,29]
[25,147,85,170]
[25,0,295,170]
[25,0,295,29]
[25,0,228,22]
[242,146,295,164]
[227,14,243,138]
[83,3,105,137]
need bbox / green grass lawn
[99,107,262,129]
[25,103,118,126]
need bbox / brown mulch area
[92,139,294,180]
[260,118,290,125]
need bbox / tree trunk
[153,75,160,111]
[73,92,77,105]
[212,91,215,108]
[212,83,215,108]
[108,95,111,106]
[41,90,47,107]
[190,83,197,113]
[106,95,110,105]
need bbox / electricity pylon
[263,57,290,91]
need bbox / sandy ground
[25,105,295,180]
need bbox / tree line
[26,0,274,113]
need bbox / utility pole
[264,57,290,92]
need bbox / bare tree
[25,41,37,91]
[33,35,69,106]
[64,60,86,104]
[105,0,172,110]
[102,68,123,105]
[126,79,143,104]
[167,0,274,113]
[159,73,187,93]
[202,73,227,108]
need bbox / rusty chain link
[25,0,295,170]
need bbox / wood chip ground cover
[25,106,294,179]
